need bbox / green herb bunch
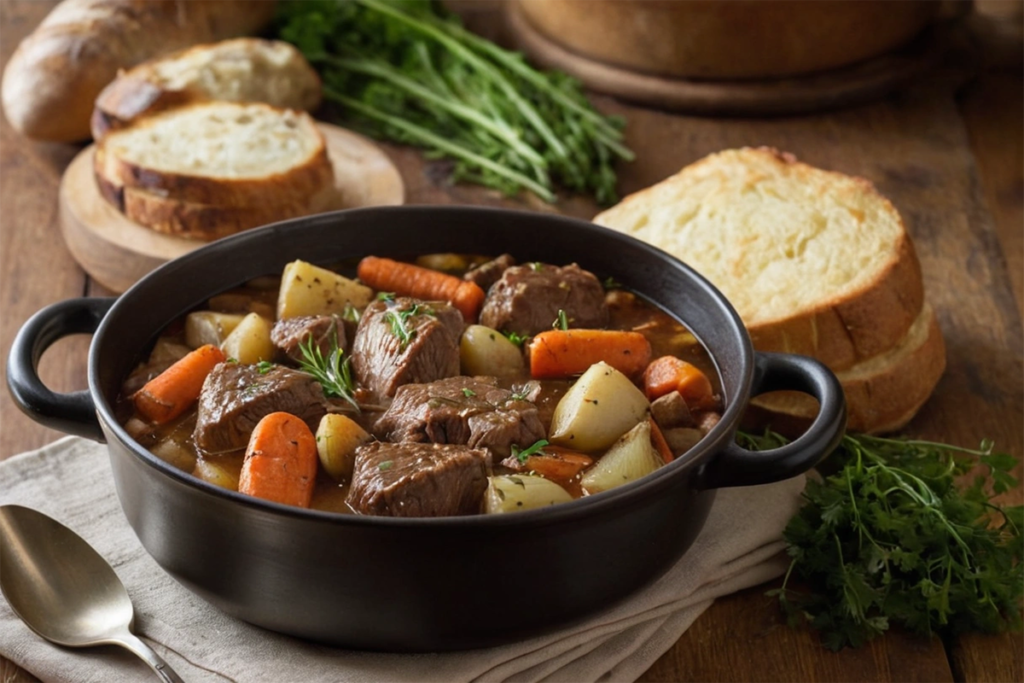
[739,431,1023,650]
[274,0,633,204]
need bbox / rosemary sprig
[511,439,550,465]
[384,303,424,349]
[296,334,359,411]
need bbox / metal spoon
[0,504,185,682]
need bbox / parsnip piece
[484,475,573,513]
[150,439,197,473]
[185,311,246,349]
[277,260,373,319]
[316,414,372,482]
[219,312,274,364]
[460,324,525,377]
[548,361,649,452]
[193,458,240,491]
[580,420,663,495]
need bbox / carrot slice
[528,329,651,379]
[238,412,318,508]
[642,356,714,408]
[133,344,225,424]
[357,256,485,322]
[648,417,675,464]
[524,447,594,483]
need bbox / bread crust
[94,170,339,241]
[751,303,947,434]
[595,147,925,372]
[94,102,334,209]
[91,38,322,140]
[1,0,278,142]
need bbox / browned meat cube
[373,376,546,460]
[346,442,489,517]
[479,263,608,337]
[192,362,328,454]
[271,315,346,364]
[351,297,464,399]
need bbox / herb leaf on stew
[297,335,359,411]
[511,439,550,465]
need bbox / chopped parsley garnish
[384,303,425,350]
[529,262,543,272]
[376,291,396,302]
[511,439,549,465]
[553,309,570,330]
[603,275,622,290]
[503,330,528,347]
[342,302,361,322]
[378,460,393,471]
[256,360,275,374]
[296,333,359,411]
[462,388,476,398]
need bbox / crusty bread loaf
[2,0,278,142]
[91,38,322,141]
[594,147,944,434]
[95,101,334,210]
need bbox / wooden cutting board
[59,123,405,294]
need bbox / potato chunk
[548,361,649,452]
[460,324,525,378]
[219,312,274,364]
[185,311,246,349]
[315,414,372,482]
[277,260,373,319]
[580,420,663,495]
[484,475,573,513]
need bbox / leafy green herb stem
[324,87,557,202]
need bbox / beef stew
[119,254,722,517]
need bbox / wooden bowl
[515,0,940,80]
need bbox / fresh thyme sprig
[512,439,550,465]
[553,309,569,330]
[739,429,1023,650]
[296,334,359,411]
[384,303,424,350]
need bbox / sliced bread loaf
[91,38,322,140]
[94,101,334,212]
[593,147,944,434]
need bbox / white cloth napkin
[0,436,805,683]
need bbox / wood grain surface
[1,2,1021,682]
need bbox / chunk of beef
[479,263,609,336]
[270,315,347,364]
[374,376,546,459]
[193,362,329,454]
[351,297,464,399]
[464,253,515,291]
[346,442,489,517]
[650,391,694,429]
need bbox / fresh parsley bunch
[274,0,633,204]
[740,431,1023,650]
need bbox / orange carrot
[238,412,318,508]
[524,446,594,483]
[648,417,675,464]
[642,356,714,408]
[528,329,651,379]
[357,256,486,322]
[133,344,225,424]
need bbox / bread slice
[751,303,946,433]
[594,147,944,434]
[94,101,334,211]
[594,147,924,372]
[94,169,339,241]
[91,38,322,141]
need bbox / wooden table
[1,2,1021,681]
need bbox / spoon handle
[112,632,186,683]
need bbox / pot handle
[6,298,115,442]
[695,352,846,489]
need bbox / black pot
[8,206,845,651]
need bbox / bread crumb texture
[594,147,905,326]
[108,102,321,178]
